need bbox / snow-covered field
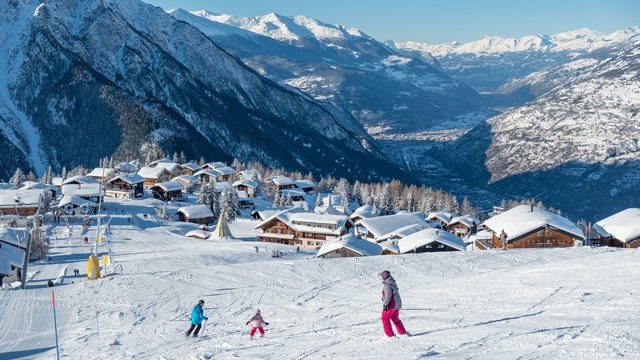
[1,198,639,359]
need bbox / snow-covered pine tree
[26,171,36,182]
[179,151,187,164]
[172,152,179,163]
[272,191,283,208]
[197,182,218,215]
[376,184,394,215]
[9,168,25,188]
[61,166,68,180]
[219,189,239,222]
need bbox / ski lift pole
[51,290,61,360]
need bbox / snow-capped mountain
[0,0,410,181]
[389,26,640,96]
[445,36,640,218]
[172,9,486,136]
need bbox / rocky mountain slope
[444,36,640,218]
[0,0,411,182]
[172,9,486,136]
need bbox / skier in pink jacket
[246,309,269,339]
[380,270,409,338]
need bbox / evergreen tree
[26,171,36,182]
[197,182,218,215]
[219,189,239,222]
[376,184,394,215]
[179,151,187,164]
[172,152,179,163]
[9,168,26,188]
[61,166,68,180]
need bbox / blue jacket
[191,304,207,325]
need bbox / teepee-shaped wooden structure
[212,213,233,239]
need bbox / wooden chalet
[255,208,352,249]
[153,162,182,178]
[62,175,97,186]
[106,174,144,199]
[427,212,453,228]
[316,234,382,258]
[398,228,467,253]
[267,176,297,191]
[87,167,117,183]
[355,212,431,242]
[232,180,258,198]
[61,183,103,203]
[177,205,214,225]
[350,204,375,224]
[197,163,236,181]
[0,190,43,216]
[180,162,201,176]
[482,205,585,249]
[594,208,640,248]
[138,167,173,189]
[0,227,28,286]
[151,182,183,201]
[447,215,480,238]
[294,180,316,194]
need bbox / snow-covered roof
[0,190,44,207]
[269,176,294,186]
[294,179,316,189]
[172,175,198,186]
[18,181,43,190]
[256,208,349,235]
[153,181,184,192]
[115,162,139,173]
[376,223,431,242]
[87,168,116,178]
[238,169,262,181]
[595,208,640,243]
[58,195,97,208]
[62,175,97,185]
[181,162,201,171]
[378,239,400,254]
[0,244,25,275]
[203,161,227,169]
[482,205,585,241]
[154,162,180,173]
[398,228,467,253]
[214,181,234,192]
[0,227,29,249]
[427,212,453,224]
[350,204,375,220]
[355,212,429,240]
[61,183,102,197]
[185,229,211,239]
[449,215,480,228]
[178,205,214,219]
[108,173,144,185]
[232,180,258,188]
[51,177,63,187]
[138,166,170,179]
[281,189,306,198]
[316,234,382,257]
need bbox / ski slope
[1,198,639,359]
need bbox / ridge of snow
[393,26,640,56]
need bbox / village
[1,156,639,288]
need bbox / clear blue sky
[143,0,639,43]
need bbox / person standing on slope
[186,299,208,337]
[380,270,409,338]
[246,309,269,339]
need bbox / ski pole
[201,319,207,335]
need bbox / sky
[143,0,639,43]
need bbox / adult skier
[380,270,408,338]
[186,300,208,337]
[246,309,269,339]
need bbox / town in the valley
[2,155,638,290]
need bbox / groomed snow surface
[1,199,639,359]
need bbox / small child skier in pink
[246,309,269,339]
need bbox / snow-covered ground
[1,197,639,359]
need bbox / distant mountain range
[0,0,411,182]
[389,26,640,101]
[171,9,486,135]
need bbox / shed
[316,234,382,258]
[399,228,467,253]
